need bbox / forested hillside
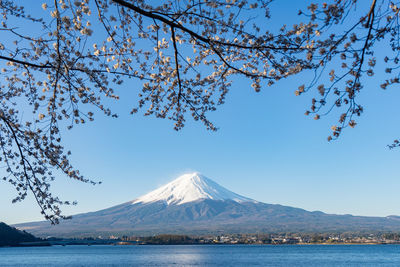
[0,222,38,246]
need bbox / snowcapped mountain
[132,172,255,205]
[15,172,400,237]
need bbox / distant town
[4,221,400,247]
[45,232,400,246]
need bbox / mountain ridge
[14,172,400,237]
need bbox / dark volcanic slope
[15,199,400,237]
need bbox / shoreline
[2,242,397,247]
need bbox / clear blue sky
[1,1,400,224]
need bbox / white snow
[132,172,256,205]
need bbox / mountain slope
[0,222,38,246]
[14,173,400,237]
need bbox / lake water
[1,244,400,266]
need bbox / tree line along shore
[3,222,400,247]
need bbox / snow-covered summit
[132,172,255,205]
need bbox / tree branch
[171,26,183,108]
[0,55,52,69]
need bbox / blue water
[1,245,400,266]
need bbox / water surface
[1,244,400,266]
